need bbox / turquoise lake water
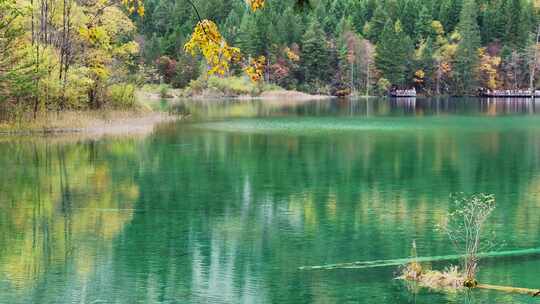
[1,97,540,303]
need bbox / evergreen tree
[236,13,264,56]
[503,0,523,48]
[525,31,539,89]
[349,0,368,33]
[152,1,174,34]
[414,5,434,42]
[384,0,400,21]
[365,3,389,43]
[143,34,162,63]
[454,0,481,94]
[500,0,535,49]
[400,0,421,38]
[428,0,442,20]
[415,37,436,91]
[324,0,347,34]
[375,20,414,87]
[222,5,243,43]
[276,6,303,45]
[438,0,462,33]
[517,0,535,48]
[301,19,331,87]
[480,0,504,44]
[336,17,354,86]
[363,0,378,21]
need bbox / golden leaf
[246,0,265,11]
[244,56,266,82]
[184,20,242,75]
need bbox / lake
[1,97,540,303]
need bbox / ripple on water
[194,116,540,135]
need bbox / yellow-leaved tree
[183,0,267,82]
[247,0,265,11]
[477,48,501,90]
[184,20,241,75]
[122,0,145,16]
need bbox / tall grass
[183,76,281,97]
[108,83,136,108]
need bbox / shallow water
[1,97,540,303]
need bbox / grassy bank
[0,107,175,136]
[0,92,179,135]
[182,76,282,98]
[0,76,332,134]
[139,76,334,100]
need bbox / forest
[1,0,540,119]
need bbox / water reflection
[1,98,540,303]
[171,97,540,119]
[0,139,141,303]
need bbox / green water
[1,98,540,303]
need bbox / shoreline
[4,92,530,137]
[0,110,178,138]
[0,89,331,137]
[141,88,336,101]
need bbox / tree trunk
[477,284,540,296]
[529,24,540,95]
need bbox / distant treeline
[1,0,540,121]
[136,0,540,95]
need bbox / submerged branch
[477,284,540,296]
[398,265,540,297]
[298,247,540,271]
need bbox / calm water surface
[1,98,540,303]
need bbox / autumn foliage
[184,19,241,76]
[122,0,145,16]
[183,1,271,82]
[477,48,501,90]
[247,0,265,12]
[244,56,266,82]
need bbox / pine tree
[152,1,173,34]
[375,20,414,87]
[525,30,540,90]
[275,6,303,45]
[428,0,442,19]
[503,0,523,48]
[301,19,330,87]
[143,34,161,63]
[414,5,434,42]
[415,37,436,91]
[349,0,368,33]
[324,0,347,35]
[222,5,242,43]
[439,0,462,33]
[400,0,420,38]
[517,0,535,49]
[480,0,504,44]
[366,3,389,44]
[236,13,266,56]
[252,13,271,56]
[384,0,400,21]
[336,17,354,88]
[454,0,481,94]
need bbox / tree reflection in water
[1,98,540,303]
